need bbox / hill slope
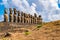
[0,20,60,40]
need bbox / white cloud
[32,3,36,7]
[3,0,7,2]
[2,0,37,16]
[39,0,59,9]
[29,3,37,15]
[38,0,60,22]
[1,0,60,22]
[48,14,60,21]
[2,0,7,4]
[49,0,59,9]
[0,0,7,5]
[22,0,30,8]
[1,0,36,22]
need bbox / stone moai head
[39,15,42,20]
[4,8,7,14]
[27,14,29,18]
[34,13,37,17]
[9,8,12,14]
[17,11,20,16]
[4,8,8,22]
[28,14,30,18]
[25,13,29,18]
[25,13,27,18]
[39,15,41,18]
[24,13,26,17]
[21,11,24,16]
[13,8,16,14]
[30,15,32,18]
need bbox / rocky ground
[0,21,60,40]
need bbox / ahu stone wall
[4,8,42,24]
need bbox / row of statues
[4,8,42,24]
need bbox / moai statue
[25,14,29,24]
[33,17,35,24]
[28,14,31,24]
[24,13,28,24]
[9,8,13,22]
[34,13,37,24]
[30,15,33,24]
[32,17,33,24]
[37,15,42,24]
[24,13,26,23]
[4,8,8,22]
[21,11,24,24]
[17,11,20,23]
[39,15,42,24]
[21,11,24,16]
[34,13,37,17]
[28,14,30,24]
[13,8,17,22]
[27,14,29,24]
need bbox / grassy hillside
[0,20,60,40]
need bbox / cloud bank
[0,0,60,22]
[2,0,37,15]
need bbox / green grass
[36,24,42,30]
[37,25,42,28]
[24,30,31,35]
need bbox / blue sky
[0,0,60,22]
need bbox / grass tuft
[24,30,31,35]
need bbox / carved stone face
[34,13,37,17]
[18,11,20,16]
[28,14,30,18]
[24,13,26,17]
[39,15,41,17]
[4,8,42,24]
[4,9,7,14]
[21,12,24,16]
[30,15,32,18]
[9,8,12,14]
[13,8,17,14]
[4,14,8,22]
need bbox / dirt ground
[0,21,60,40]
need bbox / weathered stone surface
[9,8,13,22]
[4,8,42,24]
[4,8,8,22]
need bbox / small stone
[1,32,11,37]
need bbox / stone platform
[0,22,38,32]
